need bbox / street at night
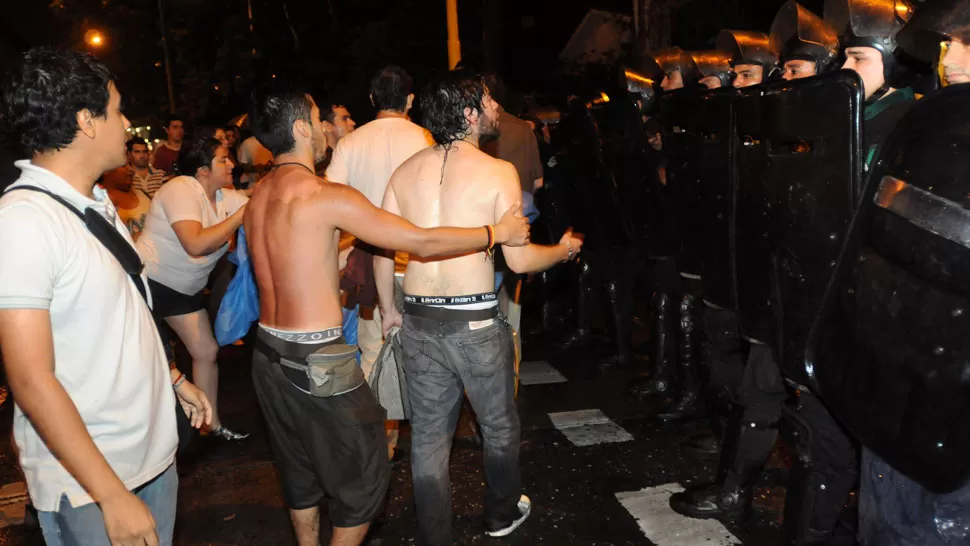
[0,312,791,546]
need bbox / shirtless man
[243,82,529,546]
[374,72,584,546]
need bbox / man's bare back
[246,167,345,331]
[386,142,509,296]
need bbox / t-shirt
[325,117,433,207]
[237,136,274,188]
[482,107,544,193]
[0,161,177,511]
[151,142,181,174]
[132,166,167,198]
[136,176,248,295]
[112,187,152,241]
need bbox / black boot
[683,430,721,457]
[628,290,677,397]
[658,291,703,421]
[556,260,595,349]
[601,276,635,368]
[670,408,778,520]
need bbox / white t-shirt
[136,176,248,295]
[325,117,433,207]
[237,136,273,188]
[0,161,177,511]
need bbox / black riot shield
[695,88,738,310]
[762,71,863,387]
[655,90,705,275]
[808,85,970,494]
[561,91,670,253]
[733,85,773,343]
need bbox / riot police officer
[718,29,779,88]
[810,2,970,544]
[771,0,840,79]
[692,50,735,89]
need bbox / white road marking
[0,482,28,529]
[616,483,740,546]
[547,409,633,446]
[519,360,568,385]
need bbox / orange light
[84,29,105,47]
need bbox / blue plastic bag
[215,227,260,346]
[342,305,361,364]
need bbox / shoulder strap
[4,186,150,303]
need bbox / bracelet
[173,372,186,389]
[485,225,495,250]
[563,240,574,261]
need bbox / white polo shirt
[136,176,248,295]
[0,161,177,511]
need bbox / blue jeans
[860,449,970,545]
[400,313,522,546]
[38,464,178,546]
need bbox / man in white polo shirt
[0,48,211,546]
[325,65,433,461]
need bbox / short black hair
[249,82,313,156]
[164,114,182,128]
[370,65,413,111]
[482,73,507,106]
[420,71,488,147]
[177,137,222,177]
[0,48,114,156]
[319,101,346,124]
[126,137,149,152]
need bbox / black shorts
[251,328,390,525]
[148,279,206,318]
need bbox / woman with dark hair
[137,137,249,441]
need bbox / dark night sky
[2,0,821,127]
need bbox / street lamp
[84,29,105,48]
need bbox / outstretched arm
[328,183,529,257]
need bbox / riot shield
[808,85,970,494]
[734,85,773,343]
[561,90,669,253]
[762,71,863,387]
[695,88,738,310]
[655,90,705,275]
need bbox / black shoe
[627,375,673,399]
[207,425,250,441]
[657,391,702,422]
[683,431,720,457]
[669,483,751,521]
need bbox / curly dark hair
[0,48,115,156]
[176,137,222,178]
[420,72,488,147]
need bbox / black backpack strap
[4,186,149,303]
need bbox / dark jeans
[400,313,522,546]
[860,449,970,545]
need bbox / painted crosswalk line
[616,483,740,546]
[547,409,633,446]
[0,481,28,529]
[519,360,568,385]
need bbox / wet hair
[0,47,114,156]
[176,137,222,177]
[370,65,413,111]
[126,137,149,152]
[420,71,488,146]
[248,82,313,156]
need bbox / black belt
[404,303,499,322]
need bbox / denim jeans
[400,313,522,546]
[38,464,178,546]
[860,449,970,545]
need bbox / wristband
[485,225,495,250]
[173,372,186,389]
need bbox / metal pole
[157,0,176,113]
[446,0,461,69]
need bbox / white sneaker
[485,495,532,538]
